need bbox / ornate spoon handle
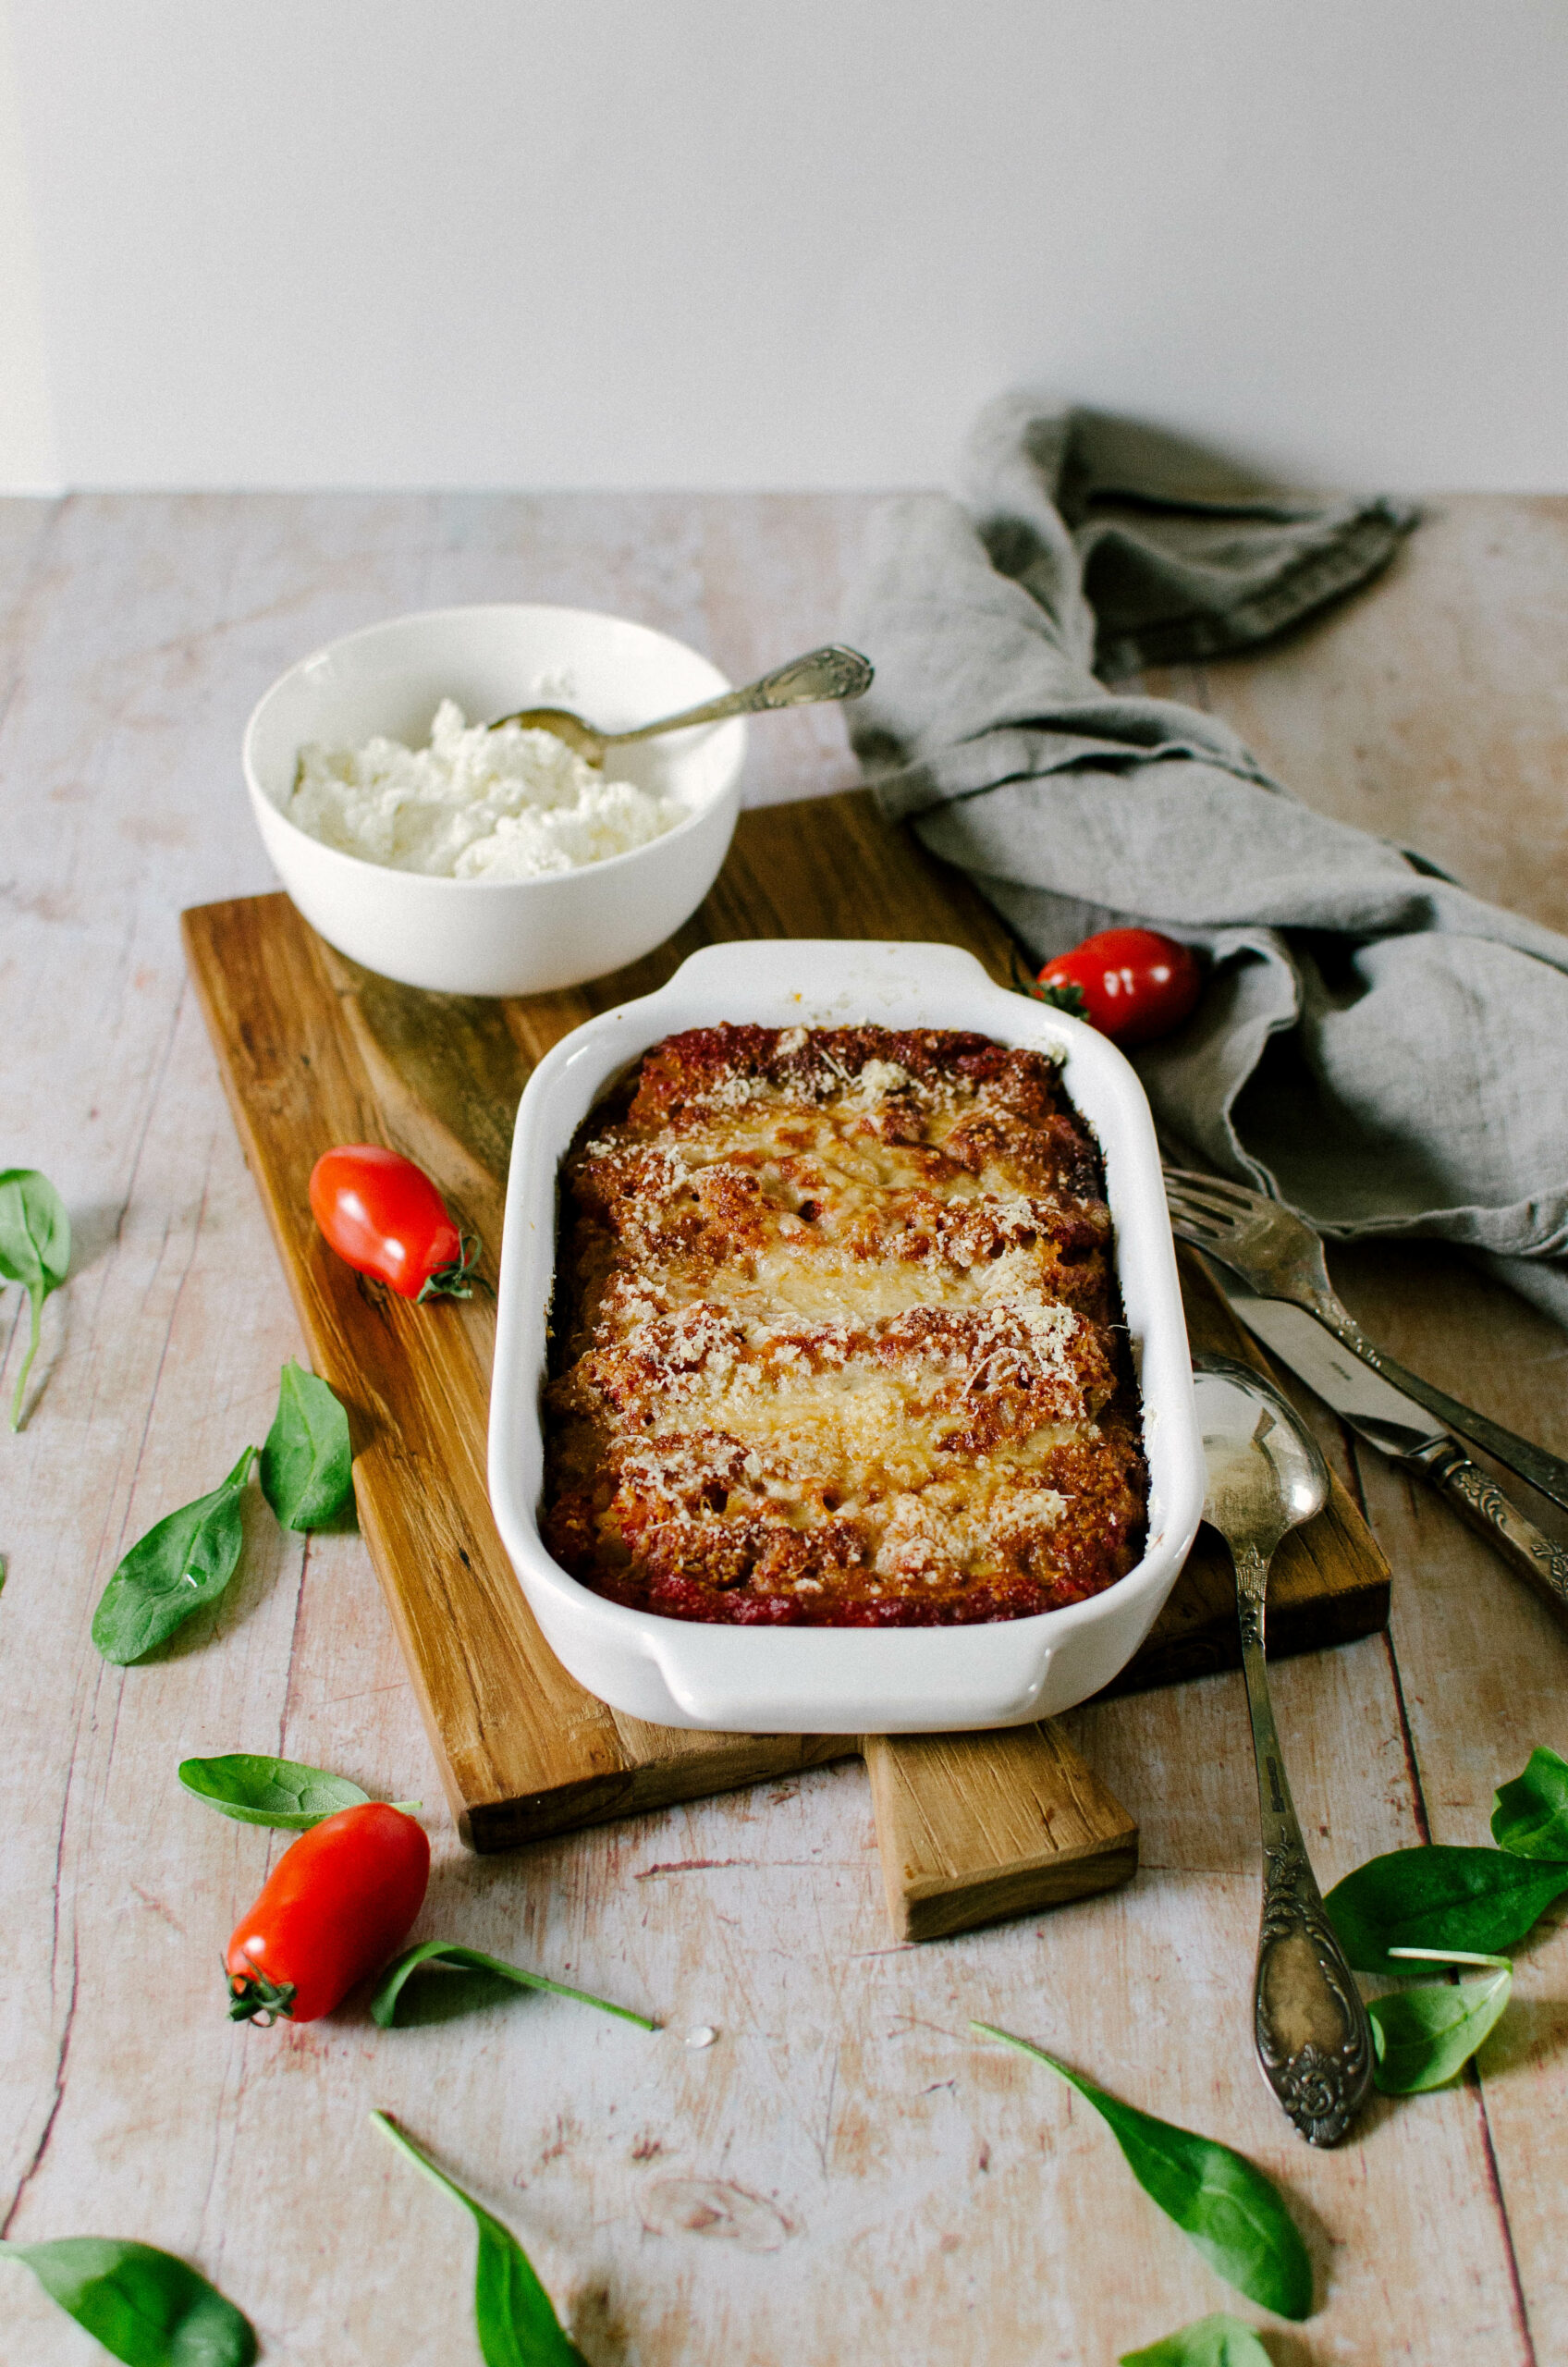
[1232,1539,1373,2146]
[602,644,874,745]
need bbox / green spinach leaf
[372,2113,587,2367]
[92,1448,256,1665]
[1121,2313,1274,2366]
[972,2025,1312,2322]
[1368,1947,1513,2093]
[0,1168,70,1430]
[0,2235,255,2366]
[1491,1747,1568,1862]
[258,1360,353,1530]
[178,1752,373,1830]
[1325,1845,1568,1975]
[373,1941,658,2030]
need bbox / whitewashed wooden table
[3,492,1566,2365]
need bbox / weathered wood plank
[181,816,1383,1927]
[864,1722,1139,1942]
[2,489,1558,2366]
[1193,505,1568,2357]
[1289,1235,1568,2364]
[181,892,635,1840]
[1196,494,1568,937]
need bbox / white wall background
[3,0,1565,494]
[0,0,54,487]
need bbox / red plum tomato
[225,1802,430,2024]
[309,1144,478,1300]
[1036,928,1203,1047]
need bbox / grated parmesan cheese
[543,1025,1147,1626]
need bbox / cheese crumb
[288,699,685,879]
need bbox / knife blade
[1220,1292,1449,1459]
[1216,1282,1568,1625]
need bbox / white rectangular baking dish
[488,939,1203,1734]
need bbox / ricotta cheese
[288,699,685,880]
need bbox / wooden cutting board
[183,790,1389,1942]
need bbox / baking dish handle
[651,1635,1055,1735]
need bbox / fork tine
[1160,1165,1265,1213]
[1163,1180,1246,1224]
[1167,1208,1228,1245]
[1166,1202,1233,1243]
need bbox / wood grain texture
[3,490,1563,2367]
[181,894,629,1837]
[182,794,1383,1937]
[187,870,1140,1936]
[864,1724,1138,1943]
[1187,563,1568,2361]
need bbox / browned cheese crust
[542,1024,1147,1626]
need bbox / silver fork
[1164,1165,1568,1518]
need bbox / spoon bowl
[491,705,606,761]
[1196,1359,1329,1552]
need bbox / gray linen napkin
[847,394,1568,1327]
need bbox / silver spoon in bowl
[487,643,874,767]
[1194,1354,1374,2147]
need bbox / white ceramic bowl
[242,604,746,996]
[489,938,1204,1735]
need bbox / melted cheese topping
[544,1025,1145,1624]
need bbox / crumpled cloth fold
[847,394,1568,1326]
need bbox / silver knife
[1219,1286,1568,1625]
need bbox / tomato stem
[1022,976,1088,1018]
[1005,940,1089,1022]
[227,1969,298,2026]
[415,1234,485,1303]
